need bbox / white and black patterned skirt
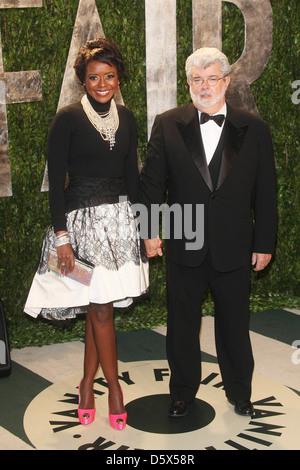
[24,177,149,321]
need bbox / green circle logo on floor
[23,360,300,451]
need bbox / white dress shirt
[199,103,227,165]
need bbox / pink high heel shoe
[109,388,127,430]
[78,380,96,425]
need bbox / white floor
[1,311,300,451]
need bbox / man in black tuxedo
[139,48,277,418]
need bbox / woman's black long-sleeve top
[47,94,140,232]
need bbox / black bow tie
[200,113,225,127]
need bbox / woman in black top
[25,38,149,430]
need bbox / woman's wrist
[55,231,70,247]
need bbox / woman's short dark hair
[74,38,125,84]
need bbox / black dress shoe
[168,400,191,418]
[228,398,254,417]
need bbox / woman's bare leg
[79,302,125,415]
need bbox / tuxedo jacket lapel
[175,106,213,192]
[175,103,249,192]
[216,118,248,189]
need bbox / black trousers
[166,254,254,403]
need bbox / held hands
[252,253,272,271]
[144,236,163,258]
[56,231,75,274]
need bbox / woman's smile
[84,61,119,103]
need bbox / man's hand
[252,253,272,271]
[144,237,163,258]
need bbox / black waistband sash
[65,175,128,212]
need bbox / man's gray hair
[185,47,231,79]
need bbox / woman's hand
[144,237,163,258]
[56,231,75,274]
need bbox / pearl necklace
[81,94,119,150]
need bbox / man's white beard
[190,86,226,110]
